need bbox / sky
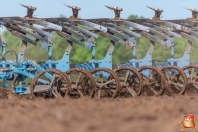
[1,0,198,20]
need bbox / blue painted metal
[74,18,172,79]
[2,4,198,96]
[0,18,64,94]
[154,21,198,69]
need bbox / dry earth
[0,92,198,132]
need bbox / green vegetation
[2,14,198,64]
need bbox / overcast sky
[1,0,198,20]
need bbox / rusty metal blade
[44,18,70,23]
[62,27,89,41]
[100,32,125,45]
[12,20,53,38]
[11,25,45,41]
[86,18,114,23]
[190,26,198,31]
[1,17,25,22]
[11,30,37,45]
[189,30,198,37]
[74,20,107,32]
[140,32,165,45]
[27,25,53,38]
[167,31,181,38]
[62,27,94,49]
[69,25,99,38]
[113,25,141,38]
[149,28,173,41]
[34,20,62,31]
[180,32,198,43]
[157,21,190,32]
[149,28,174,47]
[121,21,150,32]
[103,23,141,38]
[107,26,130,39]
[56,31,82,45]
[153,26,181,38]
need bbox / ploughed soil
[0,91,198,132]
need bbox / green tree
[128,14,144,19]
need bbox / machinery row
[0,4,198,99]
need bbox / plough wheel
[161,66,187,95]
[65,68,96,98]
[138,66,166,96]
[90,68,120,99]
[30,69,71,99]
[182,65,198,94]
[113,67,143,97]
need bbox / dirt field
[0,93,198,132]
